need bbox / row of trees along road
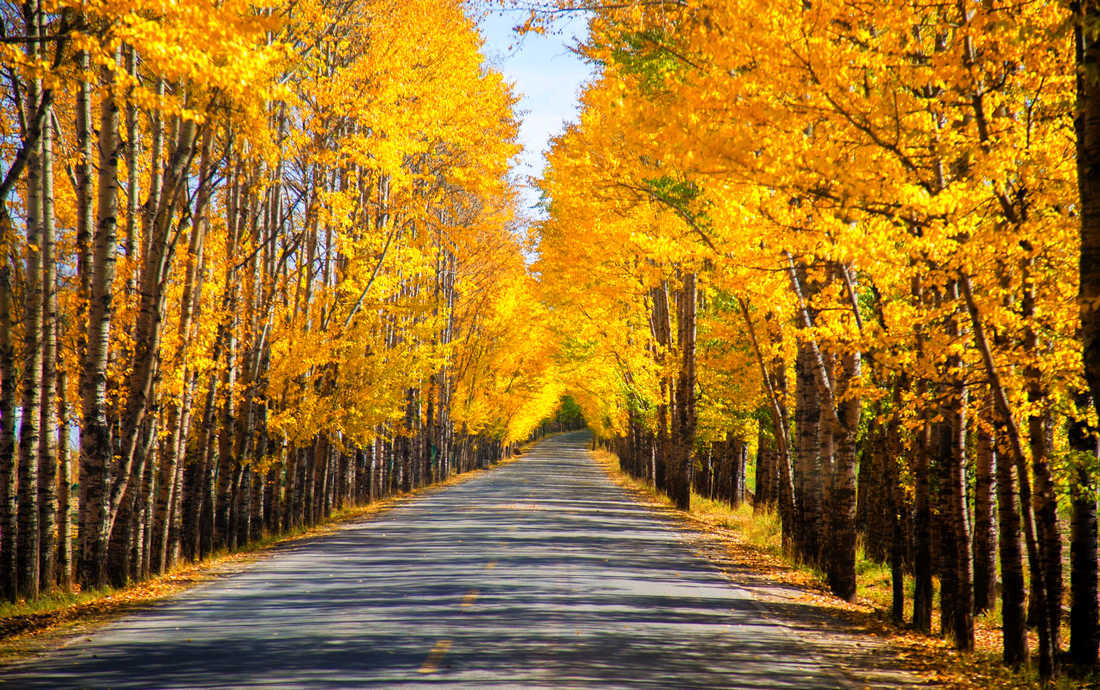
[0,0,567,600]
[533,0,1100,680]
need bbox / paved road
[5,432,852,688]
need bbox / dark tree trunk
[1076,2,1100,671]
[1028,407,1063,655]
[0,264,15,601]
[794,341,822,566]
[199,430,218,558]
[669,273,696,511]
[732,439,746,506]
[826,349,860,601]
[912,413,933,634]
[1068,401,1099,669]
[972,410,997,615]
[936,420,959,642]
[754,425,774,510]
[944,371,973,650]
[1021,257,1064,656]
[1076,0,1100,490]
[56,370,72,589]
[996,421,1028,666]
[883,400,906,624]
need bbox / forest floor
[0,447,531,666]
[591,450,1086,689]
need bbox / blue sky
[476,7,594,221]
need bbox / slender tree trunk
[1075,4,1100,672]
[1075,0,1100,483]
[79,54,123,590]
[56,369,72,589]
[936,420,960,640]
[669,273,696,511]
[651,284,672,494]
[972,409,997,616]
[199,419,218,558]
[733,440,747,505]
[0,264,15,601]
[1029,406,1063,654]
[913,412,934,633]
[827,348,860,601]
[944,358,974,650]
[75,51,93,298]
[911,277,933,634]
[17,95,43,603]
[1018,255,1064,656]
[794,341,822,565]
[755,426,773,510]
[17,29,45,598]
[1068,407,1099,669]
[996,414,1029,666]
[884,403,906,623]
[37,94,58,591]
[72,58,93,582]
[123,46,139,272]
[166,456,184,567]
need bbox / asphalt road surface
[5,432,856,688]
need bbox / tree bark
[37,89,58,591]
[1075,0,1100,488]
[56,369,72,589]
[1022,258,1063,655]
[826,347,860,601]
[17,15,45,596]
[1075,3,1100,671]
[794,341,822,565]
[972,409,997,616]
[0,264,15,602]
[669,272,696,511]
[912,412,933,633]
[996,414,1028,666]
[1068,395,1099,669]
[944,361,974,650]
[884,402,906,624]
[78,55,123,590]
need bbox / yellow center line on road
[460,589,479,607]
[418,639,452,674]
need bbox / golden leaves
[532,0,1083,447]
